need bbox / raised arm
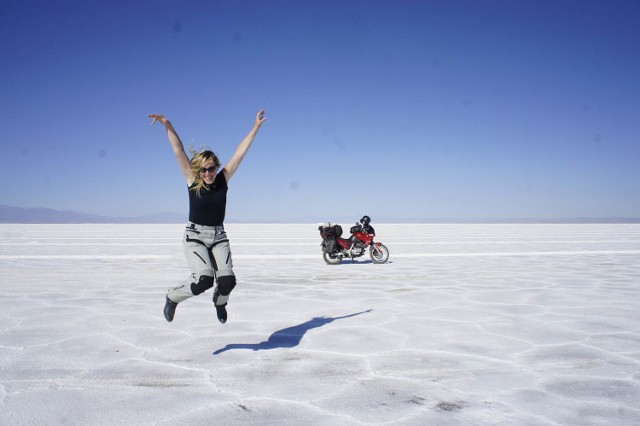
[223,110,266,182]
[149,114,194,183]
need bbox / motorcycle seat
[337,237,353,249]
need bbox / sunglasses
[200,166,219,174]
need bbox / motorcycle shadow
[332,259,393,265]
[212,309,373,355]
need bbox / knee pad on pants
[191,275,214,295]
[217,275,236,296]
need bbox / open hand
[148,114,170,127]
[255,109,266,127]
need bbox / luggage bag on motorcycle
[319,223,342,253]
[318,223,343,238]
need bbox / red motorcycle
[318,216,389,265]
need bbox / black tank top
[188,172,228,226]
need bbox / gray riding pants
[167,223,235,305]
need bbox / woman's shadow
[213,309,373,355]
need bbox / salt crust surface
[1,223,640,425]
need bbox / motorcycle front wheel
[323,251,343,265]
[370,244,389,264]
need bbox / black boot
[215,303,227,324]
[213,290,228,324]
[164,296,177,322]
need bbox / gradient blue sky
[2,0,639,222]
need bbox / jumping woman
[149,110,266,323]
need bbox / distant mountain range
[0,205,638,224]
[0,205,185,224]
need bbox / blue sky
[1,0,639,222]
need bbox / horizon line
[1,205,639,224]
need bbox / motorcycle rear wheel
[323,251,342,265]
[370,244,389,264]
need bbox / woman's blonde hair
[189,148,221,197]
